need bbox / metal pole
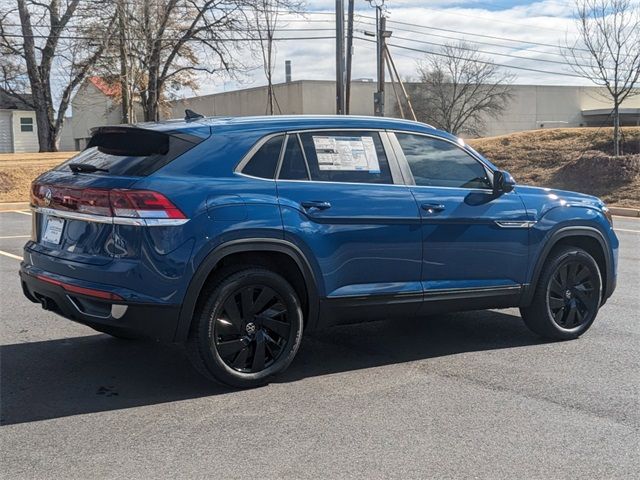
[374,8,386,116]
[345,0,355,114]
[335,0,346,115]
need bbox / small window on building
[20,117,34,133]
[241,135,284,179]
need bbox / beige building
[0,92,39,153]
[166,80,640,137]
[69,77,125,150]
[50,79,640,151]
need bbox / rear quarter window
[240,135,284,179]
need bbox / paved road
[1,211,638,479]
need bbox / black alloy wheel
[520,246,602,340]
[187,267,303,388]
[214,285,292,373]
[547,259,599,330]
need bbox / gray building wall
[166,80,640,137]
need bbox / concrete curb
[610,207,640,218]
[0,202,30,211]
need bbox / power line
[375,30,631,72]
[353,18,574,60]
[356,13,592,53]
[356,36,586,79]
[1,33,336,41]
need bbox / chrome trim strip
[495,220,536,229]
[32,207,189,227]
[66,295,111,320]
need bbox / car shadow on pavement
[1,309,544,425]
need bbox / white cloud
[187,0,629,97]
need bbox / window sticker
[312,136,381,173]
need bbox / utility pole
[373,5,388,116]
[117,0,130,124]
[335,0,346,115]
[345,0,355,114]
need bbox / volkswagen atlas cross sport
[20,115,618,388]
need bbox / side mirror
[493,170,516,193]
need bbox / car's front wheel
[187,267,303,388]
[520,246,602,340]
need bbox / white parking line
[615,228,640,234]
[0,235,30,239]
[0,250,22,261]
[11,210,31,216]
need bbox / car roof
[137,114,457,142]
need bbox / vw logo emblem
[44,188,53,207]
[245,322,256,335]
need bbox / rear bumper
[20,265,180,342]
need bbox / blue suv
[20,115,618,387]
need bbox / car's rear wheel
[187,267,303,388]
[520,246,602,340]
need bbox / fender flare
[173,238,320,342]
[522,226,613,305]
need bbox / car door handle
[421,203,446,213]
[301,201,332,211]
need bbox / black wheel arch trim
[523,226,614,306]
[173,238,320,342]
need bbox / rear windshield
[56,127,203,176]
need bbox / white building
[0,92,38,153]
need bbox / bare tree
[0,0,115,151]
[253,0,303,115]
[563,0,640,156]
[404,42,514,136]
[127,0,257,122]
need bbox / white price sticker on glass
[312,136,381,173]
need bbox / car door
[275,129,423,318]
[389,131,530,300]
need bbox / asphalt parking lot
[1,210,638,479]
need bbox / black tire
[187,267,304,388]
[520,246,602,340]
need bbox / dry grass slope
[0,152,75,202]
[468,127,640,207]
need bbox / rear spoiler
[87,127,170,156]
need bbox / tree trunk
[613,102,620,157]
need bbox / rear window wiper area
[56,126,206,177]
[69,163,110,174]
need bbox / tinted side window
[299,131,393,184]
[241,135,283,179]
[279,135,309,180]
[396,133,492,189]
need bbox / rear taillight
[31,183,186,220]
[110,190,186,219]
